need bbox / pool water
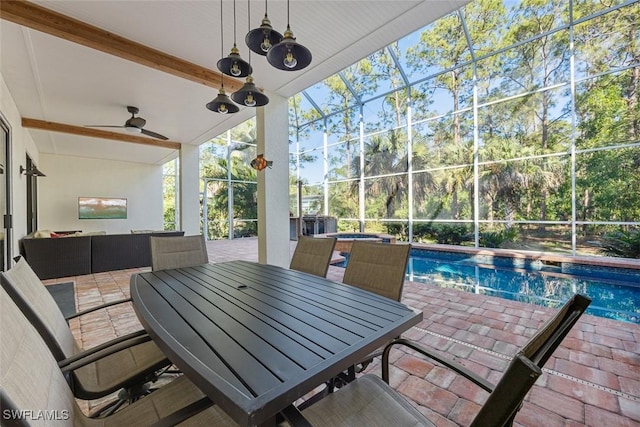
[340,249,640,324]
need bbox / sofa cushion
[33,230,53,238]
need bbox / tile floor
[43,237,640,426]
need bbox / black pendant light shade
[266,25,311,71]
[208,0,238,114]
[245,13,283,55]
[217,44,253,77]
[206,87,240,114]
[231,75,269,107]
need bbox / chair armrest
[65,297,133,320]
[58,330,151,372]
[381,337,495,393]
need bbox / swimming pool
[340,247,640,324]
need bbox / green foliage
[602,229,640,259]
[162,160,177,231]
[163,206,176,231]
[385,222,409,241]
[198,121,259,240]
[412,223,471,245]
[479,227,519,248]
[283,0,640,254]
[234,221,257,238]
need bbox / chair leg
[88,398,124,418]
[355,357,373,373]
[296,384,330,411]
[296,365,356,413]
[98,397,128,417]
[332,365,356,389]
[87,365,180,417]
[89,382,152,418]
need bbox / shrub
[602,229,640,258]
[480,227,519,248]
[411,223,470,244]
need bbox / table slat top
[131,260,422,426]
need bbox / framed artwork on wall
[78,197,127,219]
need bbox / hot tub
[315,232,397,253]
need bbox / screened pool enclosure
[165,0,639,257]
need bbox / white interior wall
[1,73,39,255]
[38,154,164,234]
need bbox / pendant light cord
[247,0,251,63]
[220,0,225,88]
[233,0,237,45]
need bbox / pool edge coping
[410,242,640,271]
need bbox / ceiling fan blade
[141,129,169,140]
[85,125,125,128]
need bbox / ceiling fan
[86,106,168,140]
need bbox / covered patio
[50,238,640,427]
[2,1,638,424]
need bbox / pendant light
[266,0,311,71]
[217,0,252,78]
[245,0,282,55]
[207,0,239,114]
[206,85,239,114]
[232,0,269,107]
[232,75,269,106]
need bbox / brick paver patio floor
[45,237,639,426]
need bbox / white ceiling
[1,0,467,165]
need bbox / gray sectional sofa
[20,231,185,279]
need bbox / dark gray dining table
[130,260,422,427]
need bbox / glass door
[0,114,12,271]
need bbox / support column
[256,94,290,267]
[179,144,201,235]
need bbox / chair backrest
[342,241,410,301]
[289,236,337,277]
[150,234,209,271]
[470,294,592,427]
[0,257,79,361]
[0,286,76,427]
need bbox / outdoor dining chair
[342,240,411,373]
[0,257,172,416]
[300,293,592,427]
[0,285,239,427]
[289,235,337,277]
[298,241,411,401]
[150,234,209,271]
[342,240,411,301]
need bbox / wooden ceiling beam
[22,118,182,150]
[1,1,243,92]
